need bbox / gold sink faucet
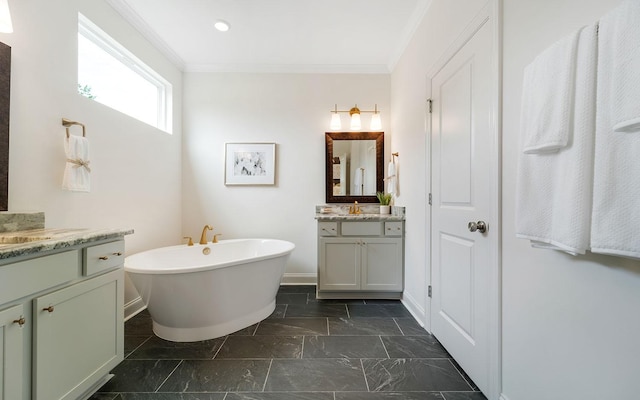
[183,236,194,246]
[213,233,222,243]
[199,225,213,245]
[349,201,362,215]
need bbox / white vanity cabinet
[0,303,26,399]
[317,219,404,299]
[0,237,126,400]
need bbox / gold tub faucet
[213,233,222,243]
[183,236,194,246]
[199,225,213,245]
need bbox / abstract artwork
[225,143,276,185]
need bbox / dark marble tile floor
[92,285,486,400]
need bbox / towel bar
[62,118,86,138]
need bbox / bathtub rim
[124,238,295,275]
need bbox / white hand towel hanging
[519,29,580,153]
[62,134,91,192]
[386,160,397,195]
[515,24,597,255]
[608,0,640,133]
[591,0,640,259]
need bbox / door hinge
[427,98,433,114]
[428,285,432,298]
[428,193,432,206]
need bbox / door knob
[468,221,487,233]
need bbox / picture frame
[224,142,276,185]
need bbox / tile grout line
[392,317,406,336]
[154,359,183,393]
[261,358,274,392]
[212,335,229,359]
[125,335,153,359]
[360,358,371,392]
[379,335,391,359]
[447,358,476,390]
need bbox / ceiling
[106,0,432,73]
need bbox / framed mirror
[325,131,384,203]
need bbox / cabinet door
[0,304,25,400]
[319,238,361,291]
[33,270,123,400]
[361,238,403,291]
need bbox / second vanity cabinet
[0,237,126,400]
[317,219,404,299]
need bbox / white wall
[2,0,183,306]
[502,0,640,399]
[390,0,487,327]
[182,73,389,281]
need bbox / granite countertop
[315,204,406,221]
[0,228,134,260]
[315,213,405,221]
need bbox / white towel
[519,29,580,154]
[353,167,363,195]
[515,24,597,255]
[62,135,91,192]
[591,1,640,259]
[386,160,397,195]
[609,0,640,133]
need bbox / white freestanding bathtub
[124,239,295,342]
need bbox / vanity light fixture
[214,20,230,32]
[330,104,382,131]
[0,0,13,33]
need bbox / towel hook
[62,118,86,138]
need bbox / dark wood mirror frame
[0,42,10,211]
[325,131,384,203]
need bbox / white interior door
[430,17,496,395]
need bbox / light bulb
[330,113,341,130]
[370,113,382,131]
[350,113,362,131]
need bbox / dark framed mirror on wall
[0,42,9,211]
[325,131,384,203]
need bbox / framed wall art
[224,142,276,185]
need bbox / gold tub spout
[199,225,213,245]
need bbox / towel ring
[62,118,86,138]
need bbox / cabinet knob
[113,252,123,256]
[99,256,109,260]
[13,316,26,326]
[42,306,54,313]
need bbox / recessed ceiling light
[214,20,230,32]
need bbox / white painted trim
[281,273,317,285]
[184,63,390,74]
[500,394,511,400]
[104,0,186,70]
[425,1,502,399]
[401,290,429,331]
[124,296,146,321]
[387,0,435,72]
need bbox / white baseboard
[401,290,427,329]
[124,296,146,321]
[281,273,317,285]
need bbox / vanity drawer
[318,222,338,236]
[0,250,79,305]
[83,240,125,276]
[384,222,403,236]
[342,222,380,236]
